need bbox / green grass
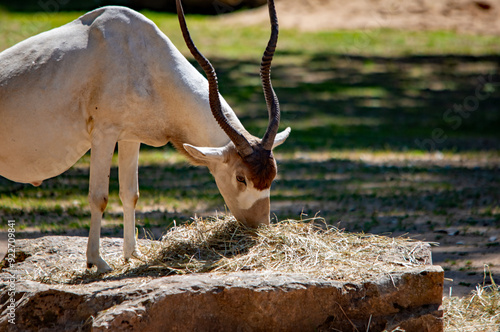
[2,9,500,58]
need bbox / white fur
[0,6,289,272]
[237,187,270,210]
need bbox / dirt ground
[224,0,500,35]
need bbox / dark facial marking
[241,145,277,190]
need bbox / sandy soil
[223,0,500,34]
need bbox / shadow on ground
[1,53,499,296]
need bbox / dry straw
[154,215,431,280]
[443,267,500,332]
[41,214,431,285]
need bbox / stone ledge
[0,236,444,332]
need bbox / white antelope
[0,0,290,272]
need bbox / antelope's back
[0,7,177,183]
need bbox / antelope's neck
[148,33,248,150]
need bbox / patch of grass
[444,269,500,332]
[0,9,82,49]
[2,9,500,58]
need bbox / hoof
[124,249,145,263]
[87,257,112,273]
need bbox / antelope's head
[176,0,290,227]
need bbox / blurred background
[0,0,499,300]
[0,0,266,14]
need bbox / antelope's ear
[272,127,291,149]
[183,144,228,163]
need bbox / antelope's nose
[238,197,270,228]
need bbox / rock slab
[0,236,444,332]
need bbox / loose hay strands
[443,266,500,332]
[34,214,431,285]
[208,217,429,280]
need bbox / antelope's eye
[236,175,246,185]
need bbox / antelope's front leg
[86,131,118,273]
[118,141,141,261]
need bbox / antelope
[0,0,289,272]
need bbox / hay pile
[38,215,431,284]
[155,215,430,278]
[443,270,500,331]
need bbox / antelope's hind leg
[118,141,142,261]
[86,131,118,273]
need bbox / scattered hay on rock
[36,214,433,285]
